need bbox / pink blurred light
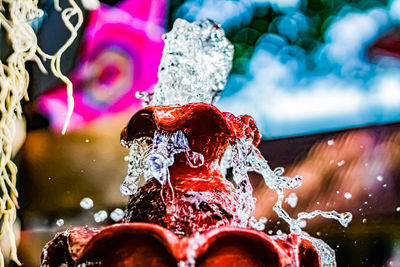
[38,0,166,132]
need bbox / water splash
[135,91,153,108]
[136,19,234,107]
[219,138,352,266]
[219,145,232,176]
[110,208,125,222]
[148,130,204,186]
[122,131,204,194]
[56,219,64,227]
[249,216,267,231]
[286,192,298,208]
[179,232,206,267]
[230,138,256,227]
[120,137,153,196]
[93,210,108,223]
[80,197,94,210]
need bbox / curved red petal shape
[121,103,260,162]
[42,223,321,266]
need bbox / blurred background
[5,0,400,265]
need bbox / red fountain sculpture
[41,19,350,267]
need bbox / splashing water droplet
[110,208,125,222]
[344,192,352,199]
[362,218,367,223]
[120,137,153,195]
[120,176,139,196]
[276,229,284,236]
[231,137,351,266]
[337,160,345,166]
[147,19,234,106]
[377,175,383,182]
[327,139,334,146]
[219,145,232,176]
[146,130,205,186]
[396,207,400,212]
[285,192,298,208]
[148,154,168,184]
[298,220,307,228]
[56,219,64,227]
[94,210,108,223]
[229,138,257,226]
[135,91,153,107]
[80,197,94,210]
[183,232,206,267]
[249,216,267,231]
[273,167,285,176]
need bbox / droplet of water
[285,192,298,208]
[80,197,94,210]
[94,210,108,223]
[110,208,124,222]
[56,219,64,227]
[249,216,267,231]
[298,220,307,228]
[268,230,273,235]
[396,207,400,212]
[344,192,352,199]
[362,218,367,223]
[377,175,383,182]
[337,160,345,166]
[120,176,139,196]
[85,139,89,143]
[383,184,387,188]
[327,139,334,146]
[273,167,285,176]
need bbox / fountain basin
[41,222,320,266]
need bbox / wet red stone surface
[122,103,259,236]
[42,223,320,266]
[41,103,321,266]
